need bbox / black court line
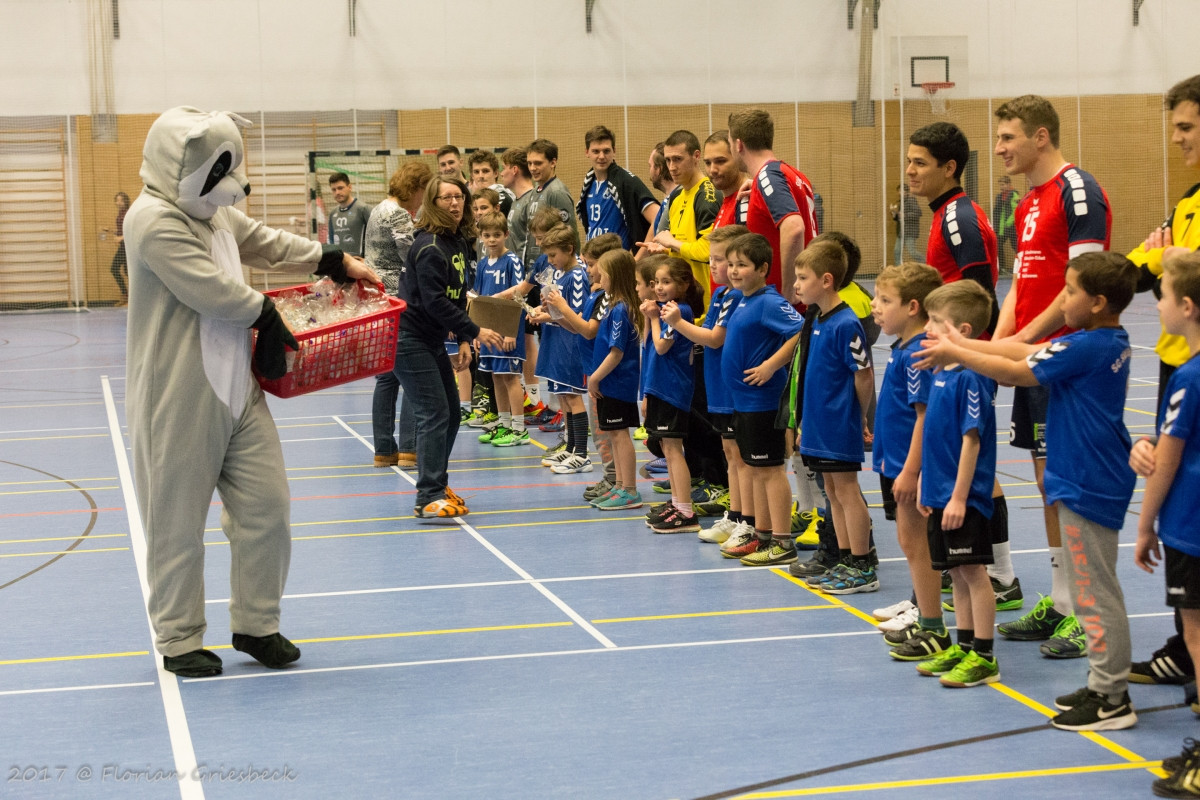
[690,703,1185,800]
[0,460,99,591]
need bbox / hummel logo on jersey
[749,453,769,460]
[1163,387,1186,434]
[935,379,946,388]
[605,417,622,424]
[850,335,869,368]
[948,547,973,555]
[1027,341,1068,367]
[967,389,981,419]
[655,425,669,431]
[907,365,922,395]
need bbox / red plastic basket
[253,283,405,398]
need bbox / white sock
[527,384,541,404]
[790,456,821,510]
[1048,546,1073,615]
[988,541,1015,585]
[498,411,512,428]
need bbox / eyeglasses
[436,194,464,204]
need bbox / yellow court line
[0,547,128,559]
[0,650,149,666]
[0,533,125,545]
[0,486,118,497]
[592,605,841,624]
[734,760,1163,798]
[0,477,116,488]
[204,621,575,648]
[771,569,881,627]
[1124,406,1157,417]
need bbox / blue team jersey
[722,285,803,413]
[577,288,609,375]
[535,262,589,391]
[475,251,527,363]
[585,180,630,248]
[1157,353,1200,556]
[644,302,694,411]
[799,304,872,461]
[591,301,641,403]
[873,333,930,479]
[1028,327,1135,530]
[702,286,742,414]
[920,366,997,516]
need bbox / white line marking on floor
[333,415,617,649]
[102,376,204,800]
[0,681,154,697]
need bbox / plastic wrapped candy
[271,279,391,334]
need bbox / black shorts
[710,412,736,440]
[1165,544,1200,609]
[879,474,896,511]
[1010,384,1049,457]
[596,397,639,431]
[645,394,688,438]
[801,455,862,474]
[733,410,786,467]
[927,506,994,570]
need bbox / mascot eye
[200,151,233,197]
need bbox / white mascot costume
[124,107,371,677]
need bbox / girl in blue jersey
[587,250,646,510]
[641,257,704,533]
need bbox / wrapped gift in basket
[253,278,405,398]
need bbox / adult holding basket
[394,174,505,521]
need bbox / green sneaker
[492,427,531,447]
[997,594,1065,641]
[1040,614,1087,659]
[939,649,1000,687]
[916,643,967,677]
[478,424,507,444]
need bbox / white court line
[183,629,880,684]
[101,376,203,800]
[0,681,154,698]
[333,416,617,649]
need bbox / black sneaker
[644,502,672,527]
[941,570,952,593]
[889,628,952,661]
[1050,689,1136,731]
[1155,740,1200,797]
[997,594,1066,641]
[1161,738,1200,777]
[1130,645,1195,685]
[650,507,702,534]
[883,623,919,646]
[789,546,839,578]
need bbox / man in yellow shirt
[651,129,722,312]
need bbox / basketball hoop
[921,82,955,114]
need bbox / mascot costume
[124,107,375,677]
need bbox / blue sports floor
[1,283,1194,799]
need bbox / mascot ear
[176,112,252,220]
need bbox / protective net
[0,0,1192,310]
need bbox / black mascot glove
[251,296,299,380]
[315,245,349,283]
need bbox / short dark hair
[476,210,508,234]
[466,150,500,173]
[811,232,862,288]
[725,233,773,273]
[581,232,623,260]
[528,138,559,162]
[472,187,500,208]
[501,147,530,179]
[705,129,731,148]
[924,281,993,339]
[727,109,774,151]
[1166,75,1200,111]
[664,130,700,154]
[328,172,350,186]
[585,125,615,150]
[909,121,970,182]
[995,94,1060,148]
[796,239,848,288]
[1068,251,1138,314]
[436,144,460,159]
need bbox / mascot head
[140,107,252,220]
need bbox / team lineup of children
[376,88,1200,796]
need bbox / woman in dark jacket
[395,175,504,519]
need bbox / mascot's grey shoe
[163,649,223,678]
[232,633,301,669]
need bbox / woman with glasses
[395,175,505,520]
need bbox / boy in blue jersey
[473,212,529,447]
[919,252,1140,715]
[868,263,950,661]
[910,281,1000,688]
[792,240,876,592]
[665,225,750,544]
[715,233,804,564]
[526,224,593,473]
[1133,252,1200,794]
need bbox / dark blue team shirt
[577,288,609,376]
[1158,353,1200,555]
[591,300,641,403]
[474,250,527,362]
[644,302,694,411]
[1026,327,1136,530]
[872,333,930,479]
[799,304,872,461]
[585,180,630,249]
[702,286,743,414]
[920,366,997,516]
[722,285,803,413]
[534,262,589,390]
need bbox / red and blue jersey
[927,188,998,287]
[1013,164,1110,341]
[738,160,818,293]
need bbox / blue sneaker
[644,457,668,475]
[818,565,880,595]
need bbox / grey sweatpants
[1058,503,1131,700]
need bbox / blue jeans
[372,370,417,455]
[392,332,458,507]
[893,235,920,265]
